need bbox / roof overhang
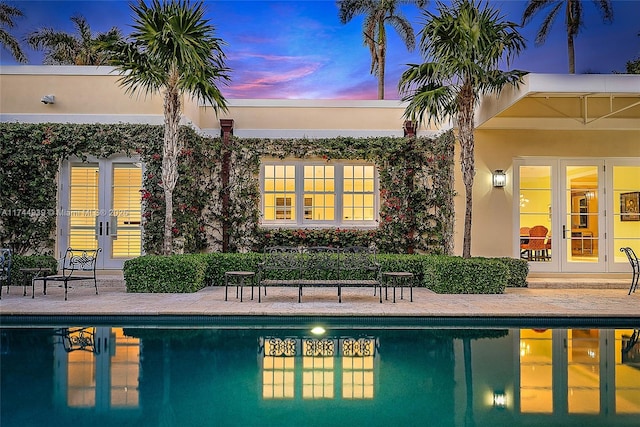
[476,73,640,131]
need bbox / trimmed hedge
[8,254,58,288]
[498,257,529,287]
[199,252,263,287]
[123,252,527,294]
[123,255,207,293]
[424,256,509,294]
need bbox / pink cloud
[225,64,321,98]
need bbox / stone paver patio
[1,273,638,321]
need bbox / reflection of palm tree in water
[464,338,475,427]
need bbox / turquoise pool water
[1,319,639,426]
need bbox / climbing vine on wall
[0,122,209,254]
[0,122,455,255]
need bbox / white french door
[59,156,143,269]
[515,158,640,273]
[560,160,605,272]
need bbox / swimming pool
[1,318,639,426]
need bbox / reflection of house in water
[52,327,140,413]
[513,329,640,418]
[259,336,379,400]
[1,327,640,425]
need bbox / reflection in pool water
[1,325,639,426]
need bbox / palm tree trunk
[377,20,386,100]
[162,74,182,255]
[463,338,475,427]
[458,81,475,259]
[377,43,385,100]
[566,0,576,74]
[567,34,575,74]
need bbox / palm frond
[0,28,26,62]
[103,0,229,110]
[387,14,416,51]
[0,3,23,27]
[402,0,526,127]
[337,0,376,24]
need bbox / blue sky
[2,0,639,99]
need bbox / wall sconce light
[40,95,55,105]
[492,170,506,188]
[493,391,507,409]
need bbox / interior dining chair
[519,227,531,259]
[544,235,552,260]
[521,225,548,261]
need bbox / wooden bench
[257,246,382,303]
[33,247,102,300]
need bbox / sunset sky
[2,0,639,99]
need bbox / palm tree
[103,0,230,255]
[0,2,27,63]
[337,0,427,99]
[625,32,640,74]
[521,0,614,74]
[26,15,121,65]
[399,0,526,258]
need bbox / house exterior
[1,66,638,274]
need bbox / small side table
[382,272,414,303]
[224,271,256,302]
[19,267,49,298]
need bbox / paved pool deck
[1,272,638,323]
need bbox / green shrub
[123,254,207,293]
[424,256,508,294]
[122,252,513,295]
[255,229,378,251]
[498,257,529,287]
[378,253,429,285]
[201,252,263,286]
[9,254,58,287]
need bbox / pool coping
[2,314,639,329]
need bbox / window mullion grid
[296,164,304,224]
[335,165,344,227]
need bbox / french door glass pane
[566,166,598,262]
[69,164,99,249]
[612,166,640,263]
[519,166,552,262]
[112,164,142,258]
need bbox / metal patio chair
[620,247,639,295]
[33,248,102,301]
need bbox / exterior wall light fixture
[492,169,506,188]
[41,95,55,104]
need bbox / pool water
[1,323,639,426]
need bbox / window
[343,165,375,221]
[262,161,377,227]
[264,165,296,221]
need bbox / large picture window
[261,161,378,227]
